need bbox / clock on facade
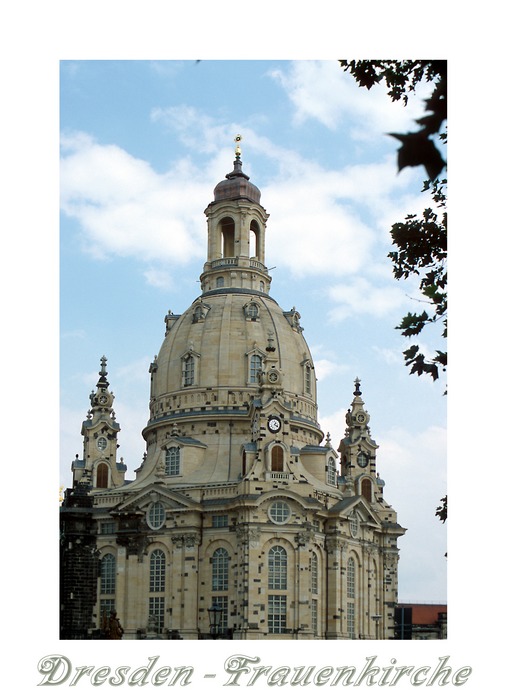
[356,412,366,423]
[267,370,279,383]
[267,416,282,433]
[98,394,108,405]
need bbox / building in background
[395,603,447,640]
[60,143,405,640]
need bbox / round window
[97,436,108,451]
[147,502,166,530]
[357,452,369,468]
[268,501,291,524]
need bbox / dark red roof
[399,604,447,625]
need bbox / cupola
[200,136,271,294]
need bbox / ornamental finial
[100,355,108,377]
[354,377,362,396]
[234,134,242,159]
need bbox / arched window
[220,218,235,257]
[192,303,208,323]
[165,447,180,476]
[347,557,355,599]
[150,549,166,593]
[327,457,336,486]
[311,551,319,636]
[100,553,116,595]
[347,557,356,639]
[216,276,225,288]
[305,364,312,394]
[96,462,108,488]
[183,355,194,386]
[249,353,262,383]
[311,552,318,594]
[211,548,229,591]
[149,549,166,633]
[268,545,287,590]
[361,478,372,502]
[271,445,284,472]
[249,219,260,258]
[244,302,259,320]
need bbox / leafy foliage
[340,60,447,531]
[435,496,447,523]
[340,60,447,180]
[340,59,447,384]
[389,177,447,384]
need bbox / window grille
[165,447,180,476]
[147,502,166,529]
[212,548,229,591]
[149,597,165,633]
[347,602,356,639]
[311,552,318,594]
[347,557,355,598]
[249,354,262,383]
[211,595,228,633]
[268,595,287,634]
[150,549,166,593]
[183,355,195,386]
[100,553,116,595]
[268,546,287,590]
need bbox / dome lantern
[201,135,270,294]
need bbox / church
[60,139,405,640]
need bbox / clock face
[267,416,281,433]
[99,394,108,405]
[356,412,366,423]
[268,370,279,383]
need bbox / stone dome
[140,288,321,485]
[150,291,317,414]
[137,152,322,485]
[213,157,261,204]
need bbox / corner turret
[71,357,127,489]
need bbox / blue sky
[60,60,447,604]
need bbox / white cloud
[143,267,175,290]
[59,105,428,293]
[379,425,447,601]
[60,131,209,266]
[269,60,433,138]
[327,276,406,321]
[318,407,349,447]
[372,345,404,366]
[151,105,227,155]
[314,358,339,381]
[311,343,350,382]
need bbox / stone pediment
[112,484,200,514]
[328,495,383,528]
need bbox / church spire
[90,355,114,411]
[346,376,371,438]
[72,357,126,489]
[339,378,378,479]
